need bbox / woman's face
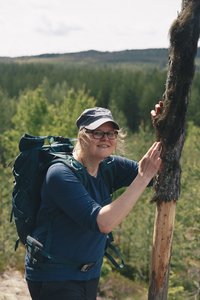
[80,122,118,160]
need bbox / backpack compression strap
[105,233,125,269]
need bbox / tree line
[1,62,200,135]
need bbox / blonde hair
[116,128,127,156]
[73,128,127,157]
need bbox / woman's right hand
[151,100,163,118]
[151,100,164,127]
[138,141,162,185]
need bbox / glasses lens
[93,131,104,139]
[107,131,118,139]
[93,130,118,139]
[85,129,118,140]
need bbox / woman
[26,106,162,300]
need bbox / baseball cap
[76,107,119,130]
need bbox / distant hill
[1,48,200,69]
[30,49,168,65]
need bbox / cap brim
[84,118,119,130]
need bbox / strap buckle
[80,263,95,272]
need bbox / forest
[0,51,200,299]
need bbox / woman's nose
[101,133,109,140]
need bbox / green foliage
[169,122,200,298]
[45,87,96,137]
[99,271,148,300]
[0,89,16,134]
[115,127,155,282]
[1,61,200,132]
[0,86,50,164]
[102,123,200,298]
[139,69,166,124]
[12,87,49,135]
[188,72,200,126]
[0,163,25,271]
[0,60,200,298]
[0,84,96,164]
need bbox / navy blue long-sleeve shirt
[25,155,138,281]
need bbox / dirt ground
[0,270,30,300]
[0,270,105,300]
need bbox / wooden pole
[148,1,200,299]
[148,201,176,300]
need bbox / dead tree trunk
[148,1,200,299]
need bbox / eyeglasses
[85,129,118,140]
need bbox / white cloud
[0,0,183,57]
[35,17,81,37]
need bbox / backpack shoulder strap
[100,156,115,194]
[48,155,88,187]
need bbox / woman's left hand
[138,141,162,185]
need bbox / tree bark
[148,1,200,299]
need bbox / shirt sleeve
[42,163,102,231]
[108,156,154,191]
[108,156,139,191]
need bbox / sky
[0,0,183,57]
